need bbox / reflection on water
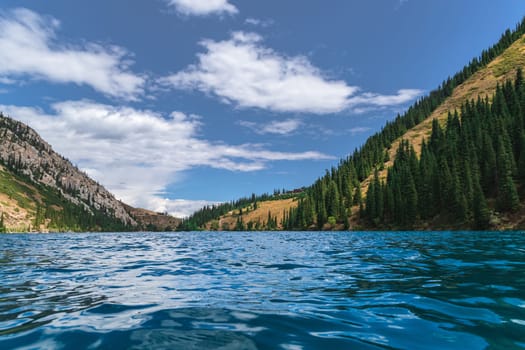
[0,231,524,349]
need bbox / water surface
[0,231,524,349]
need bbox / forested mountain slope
[186,19,525,231]
[292,22,525,231]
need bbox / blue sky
[0,0,524,217]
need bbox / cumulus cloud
[160,32,423,114]
[160,32,357,114]
[239,119,302,135]
[0,102,331,216]
[165,0,238,16]
[0,8,144,100]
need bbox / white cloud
[160,31,423,114]
[165,0,238,16]
[0,102,331,216]
[239,119,302,135]
[348,89,423,107]
[144,198,219,219]
[0,8,144,100]
[245,18,274,27]
[160,32,356,114]
[348,126,372,134]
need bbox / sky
[0,1,524,217]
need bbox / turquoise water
[0,231,524,349]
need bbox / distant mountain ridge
[0,114,179,232]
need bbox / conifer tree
[473,180,491,230]
[326,181,340,219]
[0,212,5,233]
[496,141,520,212]
[518,134,525,182]
[365,178,376,222]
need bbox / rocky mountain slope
[0,113,179,232]
[123,204,181,232]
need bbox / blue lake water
[0,231,524,349]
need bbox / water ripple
[0,231,524,349]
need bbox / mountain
[183,19,525,232]
[122,204,181,232]
[0,114,179,232]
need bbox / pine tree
[518,134,525,182]
[354,186,362,207]
[317,200,327,229]
[343,208,350,230]
[496,141,520,212]
[473,180,491,229]
[453,172,468,223]
[404,170,418,226]
[481,133,497,195]
[235,216,245,231]
[0,212,5,233]
[365,178,376,222]
[373,170,384,222]
[326,181,340,219]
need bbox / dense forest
[362,70,525,229]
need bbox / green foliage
[235,216,246,231]
[210,220,220,231]
[266,211,278,230]
[473,180,491,230]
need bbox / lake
[0,231,524,349]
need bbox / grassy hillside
[205,198,299,231]
[178,190,305,231]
